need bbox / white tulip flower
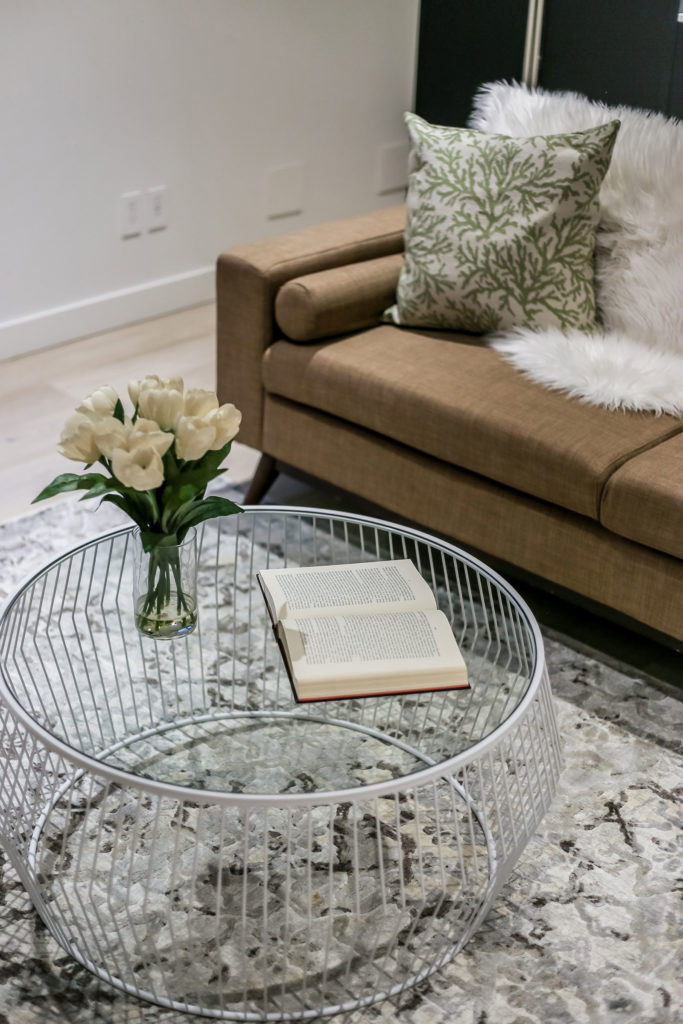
[112,446,164,490]
[208,403,242,449]
[59,412,101,463]
[128,375,184,407]
[94,416,173,460]
[130,418,174,457]
[93,416,129,459]
[76,385,119,420]
[128,377,151,407]
[158,375,184,393]
[183,388,219,418]
[138,386,185,430]
[174,415,216,462]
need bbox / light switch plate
[147,185,168,232]
[119,190,143,238]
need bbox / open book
[256,559,469,702]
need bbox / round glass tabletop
[0,507,542,799]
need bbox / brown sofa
[216,204,683,645]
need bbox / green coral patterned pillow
[385,113,620,334]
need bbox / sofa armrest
[216,204,405,449]
[274,253,403,343]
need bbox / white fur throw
[470,82,683,415]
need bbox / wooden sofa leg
[244,453,279,504]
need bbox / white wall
[0,0,418,358]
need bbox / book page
[258,560,436,620]
[280,609,467,689]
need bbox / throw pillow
[385,113,620,334]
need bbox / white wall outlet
[375,142,410,195]
[266,163,304,219]
[146,185,168,232]
[119,190,143,238]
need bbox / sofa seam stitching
[597,422,683,519]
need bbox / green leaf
[161,493,198,534]
[138,488,160,525]
[113,398,125,424]
[162,446,182,483]
[138,529,179,553]
[32,472,111,504]
[99,493,145,530]
[166,466,214,497]
[78,479,120,501]
[160,481,200,514]
[176,440,233,485]
[160,455,230,511]
[204,439,233,468]
[177,483,200,503]
[174,495,243,536]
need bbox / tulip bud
[129,374,183,407]
[160,375,184,394]
[93,416,129,459]
[77,385,119,420]
[183,388,219,418]
[128,377,153,407]
[138,387,184,430]
[174,415,216,461]
[208,403,242,449]
[58,412,101,463]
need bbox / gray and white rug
[0,492,680,1024]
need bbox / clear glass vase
[133,529,198,639]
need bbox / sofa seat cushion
[601,434,683,559]
[262,324,683,519]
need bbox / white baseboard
[0,266,215,361]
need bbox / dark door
[414,0,529,126]
[538,0,682,117]
[415,0,683,124]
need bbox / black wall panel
[538,0,681,116]
[668,23,683,115]
[414,0,529,126]
[415,0,683,124]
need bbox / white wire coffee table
[0,507,561,1021]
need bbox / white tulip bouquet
[34,375,243,637]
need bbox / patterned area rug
[0,494,680,1024]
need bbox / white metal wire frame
[0,508,562,1021]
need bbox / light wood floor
[0,303,260,525]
